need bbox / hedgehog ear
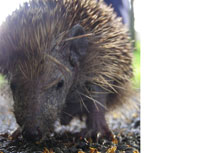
[69,24,88,67]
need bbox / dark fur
[0,0,133,141]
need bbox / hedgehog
[0,0,133,142]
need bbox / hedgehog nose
[22,127,42,142]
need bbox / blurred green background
[132,40,140,89]
[0,75,5,84]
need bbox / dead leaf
[112,137,118,145]
[89,147,100,153]
[43,147,54,153]
[133,150,139,153]
[106,146,117,153]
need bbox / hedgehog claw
[80,124,113,141]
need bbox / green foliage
[132,41,140,89]
[0,75,5,85]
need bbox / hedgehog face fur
[0,0,133,142]
[11,52,75,141]
[7,23,88,141]
[11,62,71,141]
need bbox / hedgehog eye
[56,80,64,90]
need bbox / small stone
[117,144,128,151]
[53,147,63,153]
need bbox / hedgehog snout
[22,126,42,142]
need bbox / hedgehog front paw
[80,127,113,141]
[80,115,113,140]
